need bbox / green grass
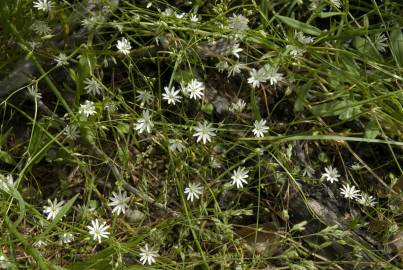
[0,0,402,269]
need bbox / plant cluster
[0,0,402,269]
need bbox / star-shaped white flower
[231,43,243,58]
[0,174,15,194]
[84,77,102,96]
[55,53,69,66]
[87,219,110,243]
[60,232,75,244]
[0,254,11,269]
[79,100,96,117]
[193,121,216,144]
[184,183,203,202]
[228,14,249,31]
[321,166,340,183]
[189,14,199,22]
[116,37,131,55]
[263,65,284,86]
[247,68,267,88]
[186,79,204,100]
[231,167,249,189]
[229,99,247,113]
[108,191,130,215]
[136,90,154,106]
[356,193,377,207]
[135,109,154,134]
[33,0,54,12]
[340,183,360,200]
[297,32,314,44]
[43,198,65,220]
[168,139,185,153]
[252,119,269,138]
[139,244,159,265]
[162,86,182,105]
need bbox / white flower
[211,156,222,168]
[228,14,249,31]
[252,119,269,138]
[356,193,377,207]
[33,240,47,248]
[139,244,159,265]
[87,219,110,243]
[63,124,80,140]
[193,121,216,144]
[189,14,199,22]
[231,167,249,189]
[216,61,229,72]
[329,0,341,8]
[231,43,243,58]
[184,183,203,202]
[229,99,247,113]
[302,165,315,178]
[175,12,186,19]
[374,33,388,53]
[297,32,314,44]
[81,15,106,30]
[136,90,154,106]
[135,109,154,134]
[55,53,69,66]
[263,65,284,86]
[60,233,75,244]
[103,100,118,112]
[79,100,96,117]
[27,85,42,100]
[33,0,54,12]
[321,166,340,183]
[0,254,11,269]
[0,174,15,194]
[162,86,182,105]
[186,79,204,100]
[351,162,363,171]
[287,45,305,58]
[247,68,267,88]
[108,191,130,216]
[168,139,185,152]
[227,62,244,77]
[161,8,174,17]
[31,20,51,36]
[340,183,360,200]
[84,77,102,96]
[116,37,131,55]
[43,198,65,220]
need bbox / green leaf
[201,103,214,114]
[390,27,403,66]
[311,100,361,120]
[319,12,343,18]
[259,0,270,26]
[338,104,361,121]
[0,127,12,147]
[352,36,381,61]
[311,100,346,117]
[0,150,16,165]
[250,89,261,120]
[365,120,380,139]
[116,123,130,138]
[275,15,321,36]
[173,69,194,84]
[294,81,312,112]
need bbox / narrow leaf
[275,15,321,36]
